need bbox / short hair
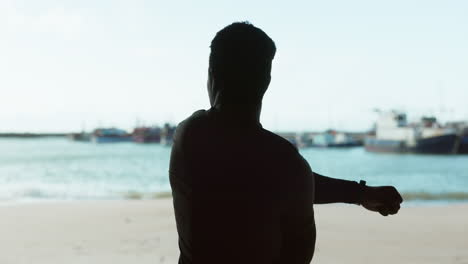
[209,22,276,102]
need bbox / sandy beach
[1,199,467,264]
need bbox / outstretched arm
[314,172,403,216]
[314,172,363,204]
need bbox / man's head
[208,22,276,107]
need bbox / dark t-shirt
[170,108,317,264]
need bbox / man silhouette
[169,22,403,264]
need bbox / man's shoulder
[174,109,210,141]
[177,109,209,130]
[260,128,299,154]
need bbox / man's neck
[213,103,261,124]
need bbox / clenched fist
[360,186,403,216]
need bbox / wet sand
[1,199,467,264]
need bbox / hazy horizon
[1,0,467,133]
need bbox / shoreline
[1,199,467,263]
[3,189,468,206]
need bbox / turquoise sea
[1,138,467,204]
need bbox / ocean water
[0,138,467,204]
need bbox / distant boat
[311,130,362,148]
[365,134,457,154]
[456,127,468,154]
[365,112,458,154]
[132,127,161,143]
[91,128,133,143]
[160,123,176,146]
[458,135,468,154]
[67,132,91,142]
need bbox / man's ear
[207,68,216,106]
[259,74,271,96]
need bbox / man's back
[170,108,316,264]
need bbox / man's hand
[360,186,403,216]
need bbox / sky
[1,0,467,132]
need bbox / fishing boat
[132,126,162,143]
[91,128,133,143]
[456,127,468,154]
[311,130,362,148]
[458,136,468,154]
[160,123,176,146]
[67,132,91,142]
[365,111,458,154]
